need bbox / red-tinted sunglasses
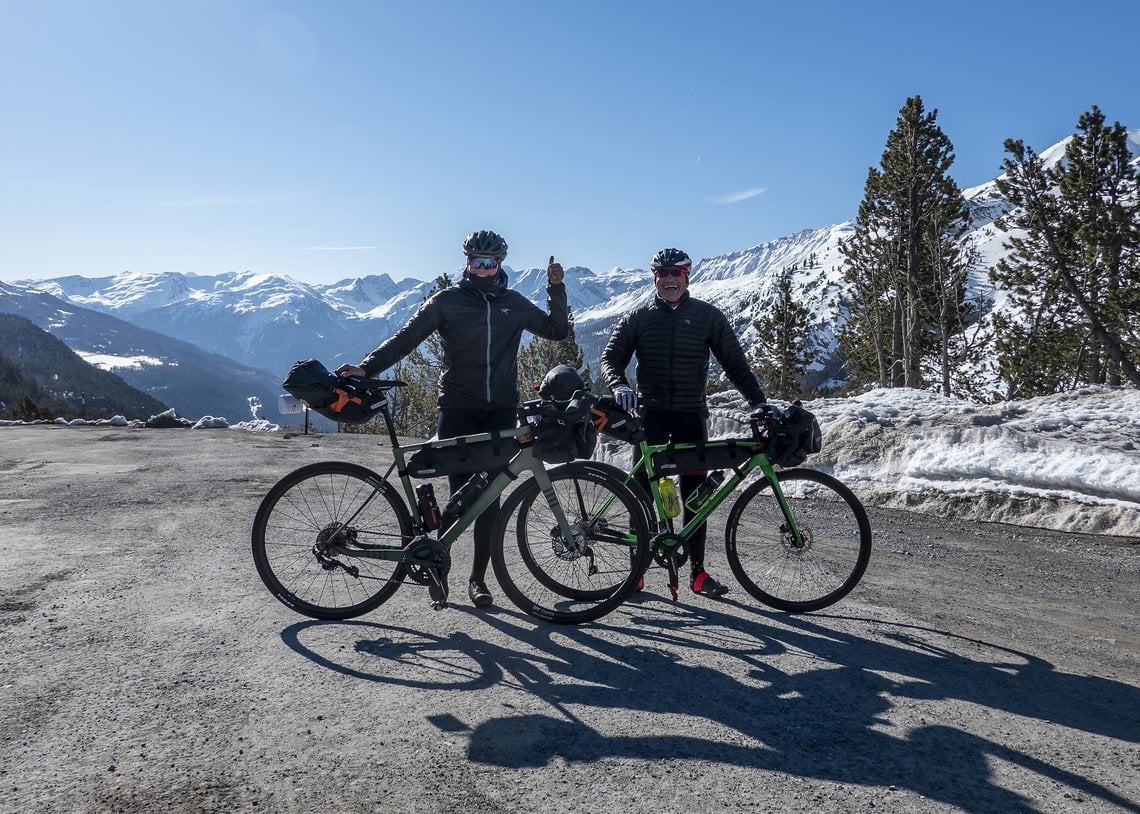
[468,256,500,271]
[653,264,690,278]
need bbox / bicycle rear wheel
[725,468,871,612]
[491,462,650,624]
[252,461,413,619]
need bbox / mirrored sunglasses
[653,264,690,278]
[468,256,500,271]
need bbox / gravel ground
[1,426,1137,814]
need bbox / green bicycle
[251,377,651,625]
[571,400,872,612]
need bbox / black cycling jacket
[359,274,569,410]
[601,291,765,414]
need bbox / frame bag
[404,433,521,478]
[651,440,758,475]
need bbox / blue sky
[3,1,1138,286]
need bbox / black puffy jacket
[601,291,765,414]
[359,273,569,409]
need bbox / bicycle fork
[534,467,587,562]
[769,475,808,549]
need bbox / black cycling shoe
[691,570,730,598]
[468,579,493,608]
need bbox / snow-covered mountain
[0,281,285,421]
[7,229,862,386]
[6,131,1137,408]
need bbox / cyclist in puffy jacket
[337,230,569,609]
[601,247,768,599]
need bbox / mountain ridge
[5,130,1137,415]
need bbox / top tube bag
[404,431,521,478]
[651,439,759,475]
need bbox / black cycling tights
[638,409,710,576]
[437,406,518,583]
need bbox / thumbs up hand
[547,255,564,285]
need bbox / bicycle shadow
[279,599,1140,813]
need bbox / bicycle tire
[491,462,650,624]
[724,468,871,612]
[252,461,413,620]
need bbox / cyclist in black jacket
[337,230,569,608]
[601,247,769,598]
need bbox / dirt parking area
[1,426,1137,813]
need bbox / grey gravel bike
[251,379,650,625]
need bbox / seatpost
[381,404,401,448]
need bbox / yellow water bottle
[658,477,681,518]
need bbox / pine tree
[839,96,974,394]
[748,266,816,398]
[993,105,1140,394]
[516,306,592,397]
[838,194,896,386]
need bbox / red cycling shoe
[691,570,730,598]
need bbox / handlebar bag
[533,392,598,464]
[765,402,823,468]
[590,396,645,444]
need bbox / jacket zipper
[483,294,493,402]
[667,304,677,410]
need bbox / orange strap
[330,388,363,413]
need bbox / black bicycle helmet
[462,230,509,260]
[537,364,585,402]
[651,247,691,269]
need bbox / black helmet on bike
[462,230,509,260]
[537,364,585,402]
[651,247,691,271]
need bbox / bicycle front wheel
[491,462,650,624]
[725,468,871,612]
[252,461,413,620]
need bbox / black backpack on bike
[765,401,823,468]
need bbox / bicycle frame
[328,400,579,565]
[254,379,656,623]
[606,433,808,550]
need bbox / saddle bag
[282,358,388,424]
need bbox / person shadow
[280,597,1139,814]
